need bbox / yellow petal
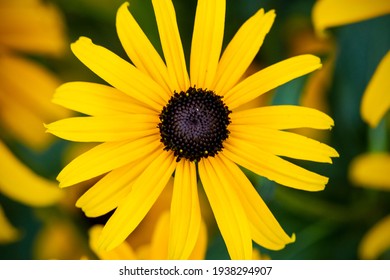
[224,55,322,109]
[45,115,159,142]
[359,215,390,259]
[199,157,252,260]
[312,0,390,37]
[361,51,390,127]
[216,154,295,250]
[229,126,339,163]
[188,218,208,260]
[89,225,137,260]
[53,82,154,116]
[116,3,172,96]
[230,105,334,130]
[224,138,329,191]
[0,205,20,244]
[57,135,161,187]
[169,160,201,259]
[0,0,66,56]
[252,248,271,260]
[98,151,176,251]
[0,140,62,206]
[149,211,170,260]
[212,9,275,96]
[77,149,161,217]
[71,37,166,111]
[126,177,174,249]
[152,0,190,91]
[190,0,225,89]
[349,153,390,190]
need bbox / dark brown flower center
[158,87,231,162]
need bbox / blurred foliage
[1,0,389,259]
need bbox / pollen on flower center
[158,87,231,162]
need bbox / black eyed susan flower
[0,0,66,217]
[46,0,339,259]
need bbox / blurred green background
[0,0,389,260]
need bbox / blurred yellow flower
[318,0,390,259]
[0,0,70,150]
[348,68,390,260]
[47,0,338,259]
[0,0,68,247]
